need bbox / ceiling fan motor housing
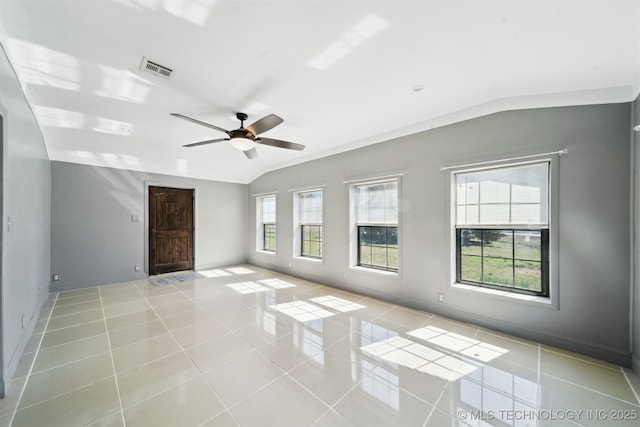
[228,128,256,140]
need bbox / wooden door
[149,186,194,275]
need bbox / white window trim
[293,188,325,262]
[256,193,277,255]
[348,177,402,276]
[447,157,560,309]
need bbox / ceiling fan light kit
[171,111,305,159]
[229,137,256,151]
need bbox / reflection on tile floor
[3,264,640,426]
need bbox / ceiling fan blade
[183,138,229,148]
[243,147,258,159]
[256,137,305,151]
[170,113,229,134]
[246,114,283,136]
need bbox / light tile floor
[2,264,640,426]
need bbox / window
[455,162,549,296]
[353,180,399,272]
[298,190,323,258]
[258,195,276,252]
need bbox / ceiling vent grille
[140,57,174,79]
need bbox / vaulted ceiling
[0,0,638,183]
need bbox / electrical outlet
[438,292,445,303]
[288,263,292,268]
[21,315,25,328]
[134,265,140,272]
[343,273,347,280]
[52,274,60,281]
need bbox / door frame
[144,181,197,274]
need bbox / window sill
[256,250,277,256]
[350,266,399,277]
[293,256,323,263]
[451,282,553,307]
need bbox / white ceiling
[0,0,638,184]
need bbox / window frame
[449,158,558,305]
[256,193,277,254]
[455,228,549,296]
[263,223,276,252]
[301,224,322,259]
[357,225,399,272]
[293,188,324,261]
[349,177,401,274]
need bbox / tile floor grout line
[421,381,450,427]
[195,410,238,427]
[539,371,640,407]
[322,378,363,421]
[50,298,102,309]
[85,409,125,427]
[38,328,107,351]
[49,306,105,320]
[537,343,542,408]
[200,325,340,418]
[27,347,111,377]
[105,317,161,335]
[8,292,59,426]
[12,374,119,412]
[112,347,186,377]
[282,370,334,410]
[134,284,236,423]
[540,346,622,372]
[621,367,640,405]
[479,328,541,348]
[15,267,640,426]
[98,286,127,427]
[214,367,288,414]
[55,288,101,299]
[117,373,204,412]
[109,325,175,347]
[45,314,105,332]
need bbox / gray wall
[50,161,248,292]
[633,94,640,374]
[249,103,632,366]
[0,44,50,388]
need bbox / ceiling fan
[170,112,305,159]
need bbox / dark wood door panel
[149,186,194,275]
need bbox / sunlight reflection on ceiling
[35,106,135,138]
[163,0,218,26]
[176,159,188,175]
[70,151,141,169]
[34,106,85,129]
[93,117,133,136]
[95,65,153,104]
[307,14,389,71]
[112,0,218,26]
[8,38,80,91]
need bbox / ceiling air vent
[140,57,174,79]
